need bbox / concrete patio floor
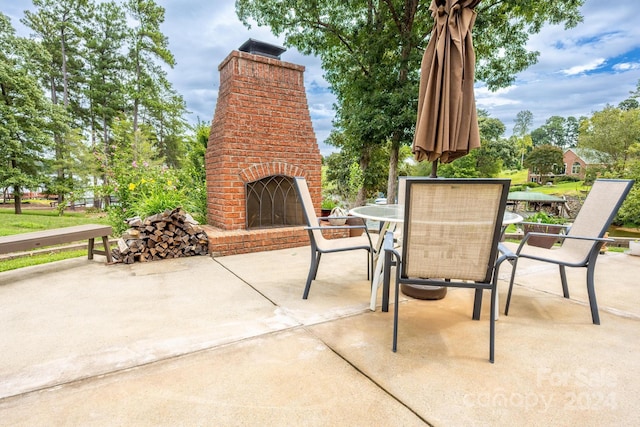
[1,237,639,426]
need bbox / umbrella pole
[430,160,438,178]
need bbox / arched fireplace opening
[246,176,304,229]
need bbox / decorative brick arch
[239,162,307,183]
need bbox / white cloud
[476,86,520,107]
[614,62,640,72]
[561,58,605,75]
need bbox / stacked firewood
[112,208,209,264]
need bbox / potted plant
[320,199,336,218]
[521,211,568,249]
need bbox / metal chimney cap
[239,39,286,59]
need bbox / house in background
[528,147,607,183]
[564,148,609,179]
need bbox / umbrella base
[400,284,447,300]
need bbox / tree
[530,115,581,149]
[0,13,56,213]
[236,0,585,204]
[81,0,128,208]
[616,160,640,225]
[438,110,514,177]
[524,145,564,183]
[578,105,640,174]
[513,110,533,136]
[324,132,391,205]
[22,0,88,204]
[142,81,188,167]
[536,116,566,148]
[512,110,533,167]
[125,0,176,133]
[619,98,640,111]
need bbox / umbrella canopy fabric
[413,0,481,165]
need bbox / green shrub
[106,162,205,234]
[554,175,581,183]
[526,211,566,224]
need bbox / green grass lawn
[497,169,528,184]
[0,249,89,273]
[497,169,589,197]
[530,181,589,196]
[0,207,110,237]
[0,205,112,272]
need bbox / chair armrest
[498,242,516,259]
[306,222,375,252]
[517,232,612,253]
[305,225,367,230]
[496,242,517,267]
[383,231,401,259]
[520,221,570,231]
[524,232,611,243]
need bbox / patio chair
[505,179,634,325]
[293,177,374,299]
[384,178,513,362]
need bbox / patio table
[350,204,522,312]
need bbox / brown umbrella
[413,0,482,177]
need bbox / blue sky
[3,0,640,156]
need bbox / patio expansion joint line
[207,258,429,424]
[210,258,432,423]
[302,325,434,426]
[213,258,279,307]
[0,326,310,404]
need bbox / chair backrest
[293,177,325,244]
[397,176,408,206]
[401,178,510,283]
[563,179,634,254]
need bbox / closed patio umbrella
[413,0,481,177]
[406,0,483,300]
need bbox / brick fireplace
[203,40,323,256]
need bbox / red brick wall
[203,225,350,257]
[204,50,323,255]
[563,150,586,179]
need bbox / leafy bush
[510,182,539,192]
[106,161,205,234]
[554,175,581,183]
[616,163,640,226]
[525,211,566,224]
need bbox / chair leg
[559,265,570,298]
[392,280,400,352]
[313,252,322,280]
[303,251,321,299]
[505,258,519,316]
[489,285,496,363]
[586,263,601,325]
[472,288,483,320]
